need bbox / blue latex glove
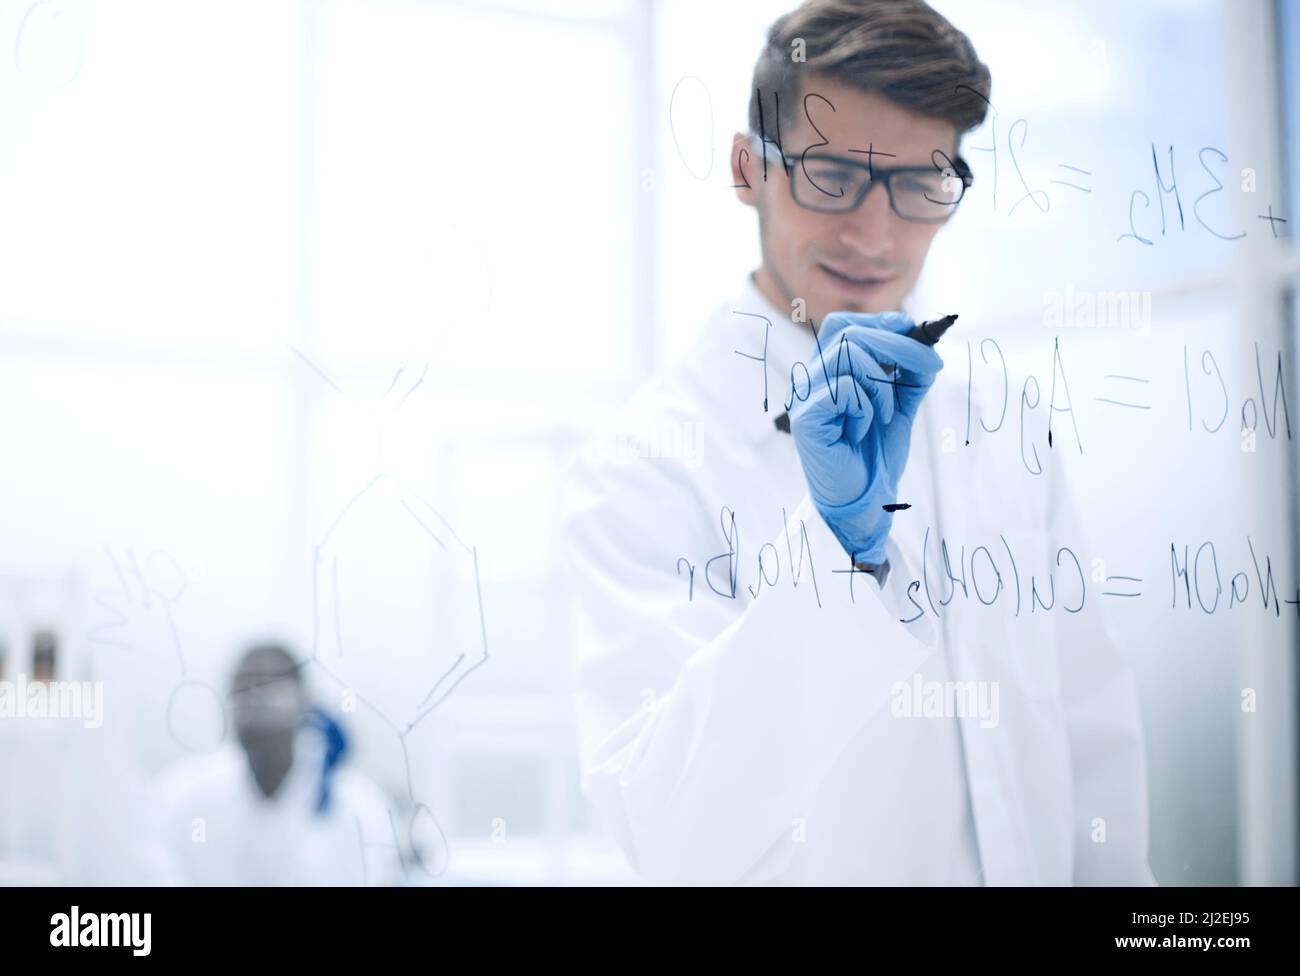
[304,706,349,815]
[789,311,944,568]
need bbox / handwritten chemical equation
[675,506,1300,624]
[668,83,1291,244]
[733,311,1293,476]
[947,85,1289,243]
[949,335,1292,468]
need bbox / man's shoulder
[151,744,244,806]
[566,373,708,502]
[597,290,757,429]
[561,343,745,547]
[605,364,712,442]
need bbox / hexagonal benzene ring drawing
[311,472,487,735]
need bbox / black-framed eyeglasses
[747,134,974,223]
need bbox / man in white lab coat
[142,644,399,885]
[563,0,1155,884]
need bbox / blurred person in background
[565,0,1154,885]
[142,642,398,885]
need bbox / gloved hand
[789,311,944,568]
[304,706,349,815]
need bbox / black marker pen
[879,313,958,376]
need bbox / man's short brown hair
[749,0,992,144]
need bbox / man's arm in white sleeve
[563,455,937,883]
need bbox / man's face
[229,651,305,797]
[733,76,958,326]
[230,651,304,739]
